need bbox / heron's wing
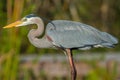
[46,20,118,49]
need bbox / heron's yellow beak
[3,21,23,29]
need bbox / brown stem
[66,49,77,80]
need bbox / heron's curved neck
[28,18,52,48]
[34,18,44,37]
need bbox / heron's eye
[22,18,27,22]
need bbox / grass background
[0,0,120,80]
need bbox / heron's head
[3,14,39,28]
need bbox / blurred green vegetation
[0,0,120,80]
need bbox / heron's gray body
[46,20,118,50]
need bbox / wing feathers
[46,20,118,49]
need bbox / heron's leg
[66,49,77,80]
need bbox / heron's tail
[101,32,118,48]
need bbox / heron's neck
[28,18,53,48]
[34,18,44,37]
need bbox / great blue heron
[3,14,118,80]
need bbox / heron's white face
[16,17,35,27]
